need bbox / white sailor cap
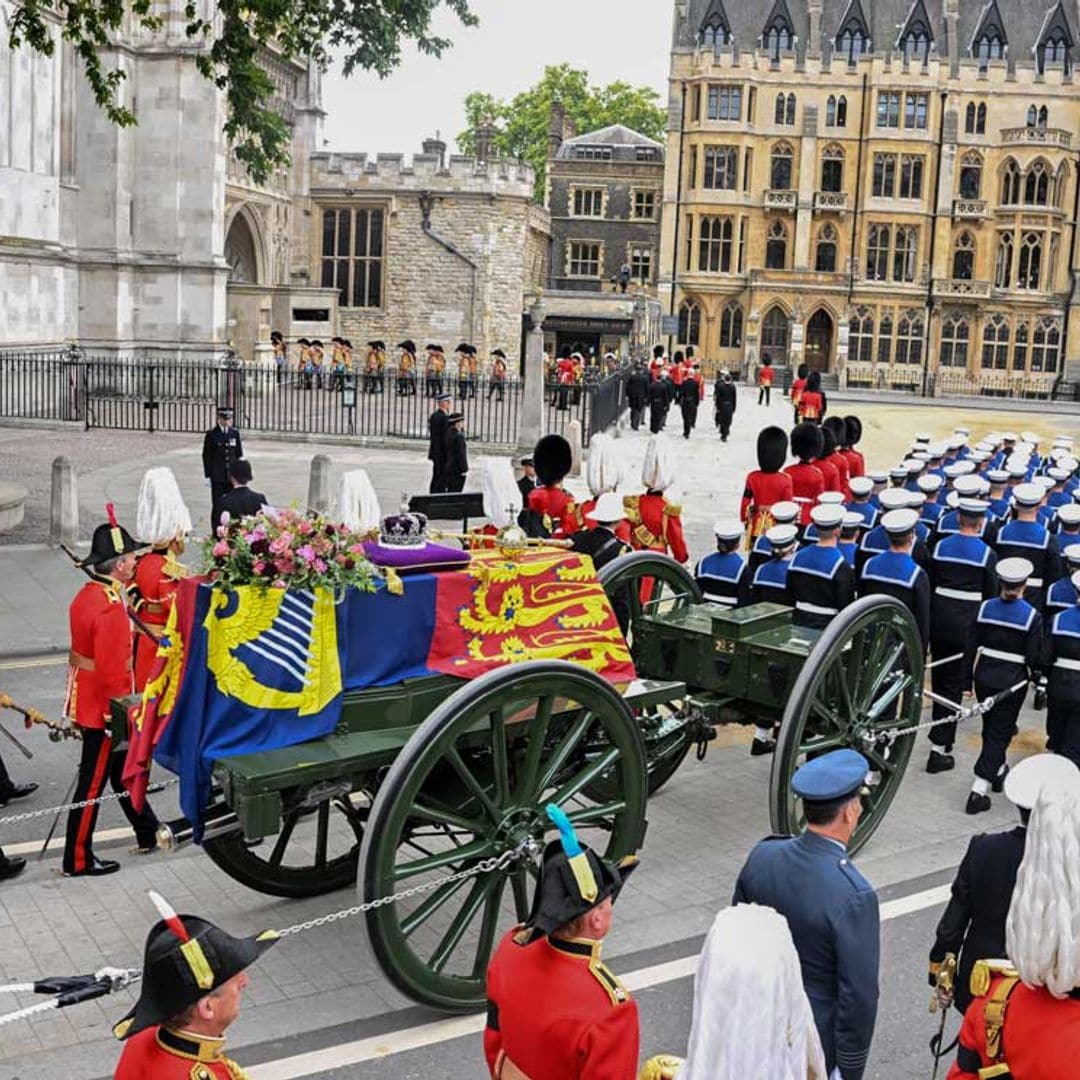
[810,504,845,529]
[911,451,932,462]
[953,475,984,496]
[975,477,991,495]
[927,444,947,459]
[1059,506,1080,528]
[1003,432,1019,442]
[849,476,874,496]
[766,523,799,548]
[1021,431,1040,446]
[997,556,1034,584]
[1048,467,1070,482]
[946,437,965,451]
[841,512,864,530]
[868,470,889,484]
[877,488,911,511]
[1061,457,1079,473]
[953,426,971,439]
[968,451,991,464]
[881,508,919,534]
[904,458,926,474]
[770,500,800,523]
[917,474,943,493]
[817,491,846,505]
[1062,540,1080,563]
[1007,462,1030,479]
[958,497,990,515]
[914,432,932,444]
[945,491,959,509]
[1003,753,1080,810]
[986,469,1010,484]
[1034,475,1057,492]
[975,441,996,453]
[1012,482,1045,507]
[889,466,909,481]
[1053,434,1074,445]
[713,519,744,541]
[907,491,927,507]
[943,463,965,479]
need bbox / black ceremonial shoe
[0,857,26,882]
[965,792,992,815]
[992,765,1009,794]
[926,752,955,774]
[63,858,120,878]
[751,737,776,757]
[0,781,38,806]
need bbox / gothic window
[766,221,788,269]
[1000,159,1021,205]
[877,313,894,364]
[720,303,744,348]
[699,216,734,272]
[1013,321,1028,370]
[321,206,385,308]
[1038,31,1071,74]
[976,104,986,134]
[994,232,1013,288]
[965,102,976,134]
[703,146,739,189]
[866,224,890,281]
[905,93,929,130]
[786,94,796,125]
[940,317,970,368]
[873,153,896,197]
[761,306,790,354]
[975,32,1004,69]
[816,224,838,272]
[959,152,982,199]
[775,93,796,125]
[895,311,924,365]
[1038,105,1048,128]
[707,84,743,120]
[1032,318,1061,372]
[770,142,794,189]
[821,145,844,192]
[836,95,847,126]
[699,3,731,47]
[678,301,701,347]
[876,91,901,128]
[952,232,975,280]
[762,7,795,58]
[838,27,867,63]
[1017,232,1043,290]
[849,306,874,363]
[826,95,837,126]
[901,26,931,63]
[893,227,918,283]
[1027,105,1038,128]
[981,313,1010,369]
[1024,161,1050,206]
[900,155,924,199]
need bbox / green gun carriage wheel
[769,595,924,856]
[358,660,647,1012]
[598,552,702,795]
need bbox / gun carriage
[111,549,924,1013]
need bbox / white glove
[204,478,211,487]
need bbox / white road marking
[247,881,953,1079]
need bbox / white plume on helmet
[677,904,827,1080]
[479,458,522,528]
[585,432,624,498]
[135,468,193,546]
[1006,769,1080,997]
[642,435,675,493]
[335,470,382,532]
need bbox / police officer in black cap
[202,406,242,517]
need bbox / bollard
[307,454,333,514]
[49,456,78,548]
[567,420,584,478]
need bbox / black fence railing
[543,368,630,446]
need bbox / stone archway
[225,211,261,284]
[806,308,834,372]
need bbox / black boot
[926,751,955,774]
[965,791,992,815]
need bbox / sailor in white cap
[787,504,856,631]
[695,520,750,609]
[888,465,909,489]
[857,488,930,576]
[1046,543,1080,619]
[749,500,801,574]
[993,482,1062,611]
[859,507,930,650]
[846,475,878,531]
[963,557,1045,814]
[1056,502,1080,547]
[839,512,863,567]
[917,473,945,531]
[567,491,631,572]
[928,752,1080,1016]
[927,496,998,776]
[934,477,992,546]
[1044,568,1080,758]
[985,469,1011,521]
[751,524,798,609]
[801,491,845,544]
[903,458,926,493]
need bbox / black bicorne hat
[844,415,863,446]
[113,892,276,1041]
[757,426,788,473]
[491,348,507,359]
[533,434,572,487]
[426,343,444,353]
[79,505,146,568]
[455,342,473,354]
[820,425,837,457]
[791,423,824,462]
[398,339,417,354]
[367,340,385,350]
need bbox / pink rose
[313,558,327,573]
[296,545,316,564]
[212,540,229,557]
[272,578,287,589]
[297,519,314,536]
[220,511,231,527]
[253,559,266,574]
[269,532,293,555]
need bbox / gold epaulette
[589,951,631,1006]
[162,552,190,581]
[623,495,642,525]
[662,502,682,517]
[971,959,1019,999]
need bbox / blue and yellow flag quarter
[546,803,598,903]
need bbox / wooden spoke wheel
[359,660,647,1012]
[598,553,701,795]
[204,785,366,899]
[769,595,924,856]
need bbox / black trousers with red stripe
[62,728,158,874]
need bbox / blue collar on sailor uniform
[933,534,992,566]
[790,543,846,578]
[862,550,922,587]
[978,596,1037,630]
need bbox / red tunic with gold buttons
[65,578,133,731]
[562,499,632,544]
[822,451,851,498]
[624,493,688,564]
[133,551,182,692]
[114,1026,247,1079]
[783,462,826,526]
[840,447,866,479]
[816,455,842,494]
[528,485,575,538]
[740,470,795,541]
[484,929,639,1080]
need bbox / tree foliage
[6,0,477,185]
[457,63,667,200]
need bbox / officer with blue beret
[733,749,880,1080]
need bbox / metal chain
[0,779,178,828]
[275,844,531,937]
[877,681,1030,741]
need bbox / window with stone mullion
[703,146,738,190]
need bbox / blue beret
[791,749,869,802]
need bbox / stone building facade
[661,0,1080,391]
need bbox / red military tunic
[65,578,134,731]
[740,470,795,541]
[783,462,826,526]
[822,451,850,497]
[484,929,639,1080]
[624,493,688,564]
[133,550,182,692]
[564,499,632,544]
[528,485,576,538]
[840,447,865,478]
[790,376,807,411]
[114,1026,248,1079]
[947,975,1080,1080]
[815,456,842,494]
[799,390,824,422]
[683,372,705,402]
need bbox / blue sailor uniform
[928,535,998,750]
[839,541,857,567]
[993,520,1061,611]
[733,831,879,1080]
[857,525,931,579]
[987,496,1012,522]
[748,533,773,575]
[964,597,1043,783]
[1047,489,1070,510]
[845,501,878,530]
[694,550,750,608]
[860,551,930,650]
[1046,605,1080,760]
[933,509,989,546]
[920,502,945,530]
[788,544,856,631]
[751,557,793,607]
[1046,574,1079,620]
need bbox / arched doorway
[225,213,260,284]
[805,309,834,372]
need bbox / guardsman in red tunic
[789,362,808,425]
[840,415,866,478]
[740,426,795,546]
[624,436,688,564]
[798,370,826,423]
[648,343,665,382]
[484,806,643,1080]
[525,435,576,538]
[113,890,277,1079]
[62,510,159,876]
[784,424,826,527]
[819,421,850,497]
[133,468,192,692]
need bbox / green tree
[6,0,476,185]
[457,63,666,200]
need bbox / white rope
[0,983,34,994]
[0,999,59,1026]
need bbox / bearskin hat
[844,415,863,447]
[822,416,846,447]
[653,344,665,359]
[791,423,824,462]
[797,363,808,380]
[820,425,837,457]
[805,370,822,392]
[559,345,573,360]
[533,434,572,487]
[757,426,788,473]
[673,350,685,364]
